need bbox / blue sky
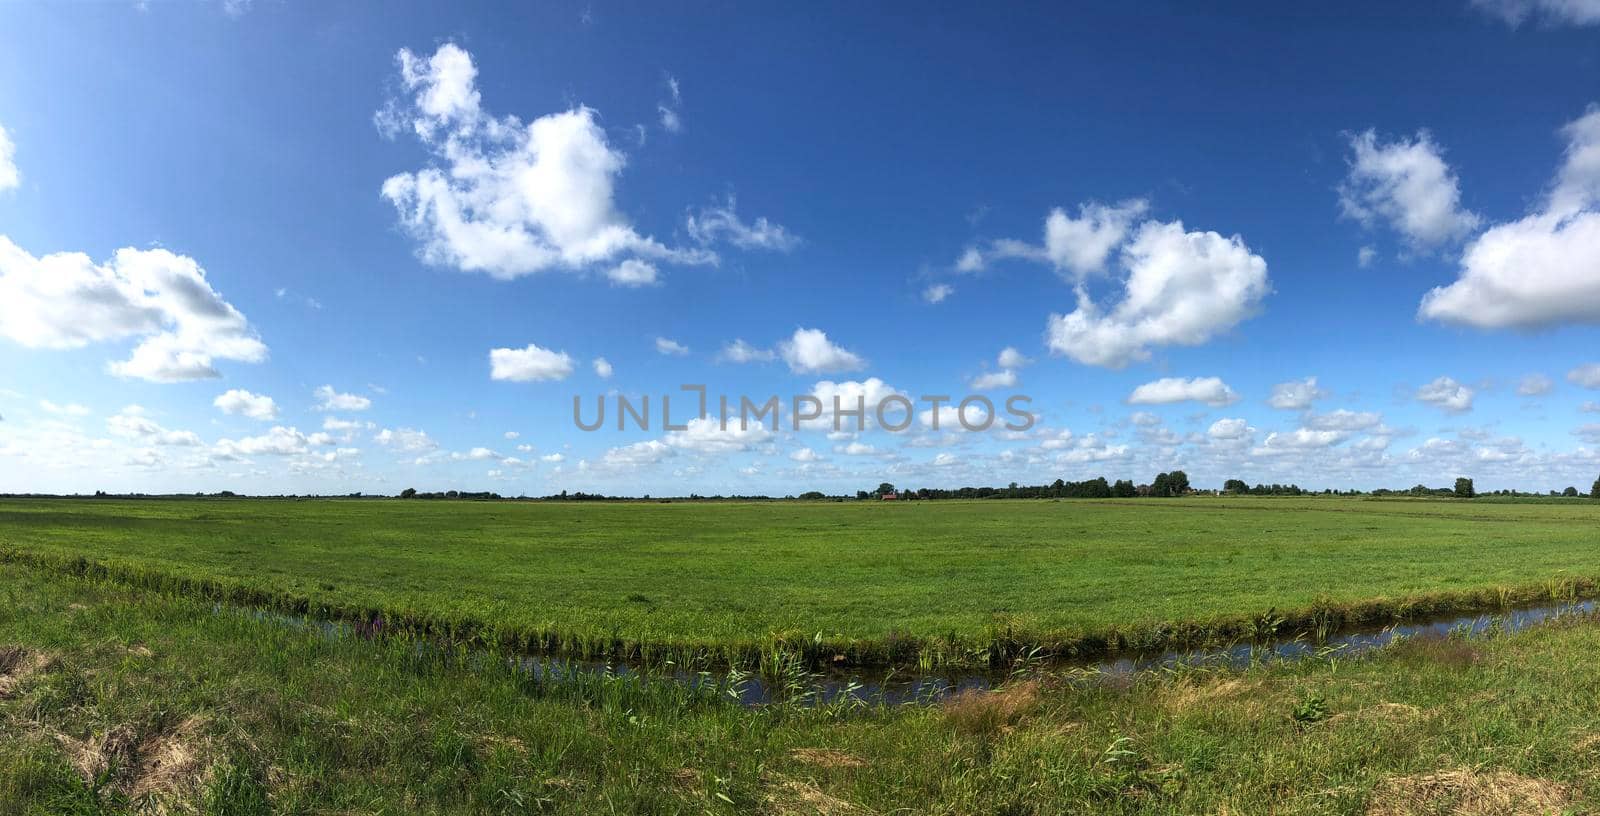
[4,0,1600,496]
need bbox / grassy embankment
[3,496,1599,668]
[4,562,1599,814]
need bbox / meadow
[3,496,1600,668]
[4,560,1600,814]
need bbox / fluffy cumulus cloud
[1252,428,1350,455]
[1519,373,1555,396]
[970,369,1018,390]
[1569,363,1600,388]
[107,407,202,447]
[1046,219,1269,367]
[213,389,278,421]
[779,328,865,374]
[923,283,953,304]
[655,337,689,356]
[718,339,775,363]
[0,237,266,382]
[685,196,799,251]
[313,385,372,411]
[1303,409,1383,431]
[0,123,17,191]
[1267,376,1327,410]
[378,43,713,281]
[1416,376,1475,413]
[1207,417,1253,441]
[1420,108,1600,329]
[1339,129,1480,248]
[374,427,437,453]
[489,344,575,382]
[592,357,613,378]
[1126,376,1240,407]
[1472,0,1600,26]
[606,259,658,287]
[962,199,1149,278]
[972,347,1030,390]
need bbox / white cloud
[592,357,613,378]
[1472,0,1600,26]
[38,400,90,417]
[970,369,1018,390]
[922,283,954,304]
[0,124,17,191]
[541,452,565,463]
[213,389,278,421]
[789,447,822,462]
[1416,376,1475,413]
[972,199,1148,278]
[1419,108,1600,329]
[374,427,437,453]
[954,248,984,273]
[806,378,904,431]
[323,416,372,432]
[378,44,713,281]
[1303,409,1383,431]
[1126,376,1240,407]
[504,431,520,440]
[606,259,659,287]
[599,439,674,470]
[1357,245,1377,267]
[972,344,1030,389]
[719,339,775,363]
[1046,220,1269,368]
[1569,363,1600,388]
[313,385,373,411]
[1267,377,1327,410]
[1339,129,1480,248]
[655,337,689,356]
[1518,373,1555,396]
[1041,199,1150,277]
[106,408,202,447]
[489,344,575,382]
[1253,428,1350,455]
[658,74,683,133]
[214,425,313,457]
[996,347,1031,369]
[779,328,865,374]
[0,237,266,382]
[664,416,772,454]
[685,196,799,251]
[1207,417,1253,441]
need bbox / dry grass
[1366,768,1571,815]
[52,716,212,803]
[0,644,54,698]
[789,748,867,769]
[940,680,1042,736]
[764,776,871,816]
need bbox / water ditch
[230,597,1598,707]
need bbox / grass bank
[4,563,1600,814]
[4,497,1600,668]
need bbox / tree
[1591,475,1600,499]
[876,482,896,496]
[1454,477,1475,499]
[1563,486,1579,497]
[1223,479,1248,495]
[400,487,417,499]
[1112,479,1137,498]
[1164,467,1190,492]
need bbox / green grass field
[4,561,1600,814]
[3,496,1600,667]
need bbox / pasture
[3,496,1599,666]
